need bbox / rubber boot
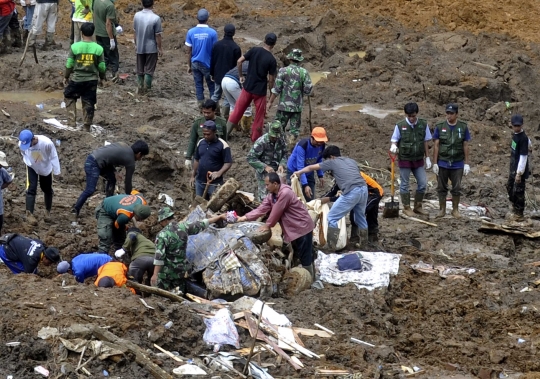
[65,98,77,128]
[413,192,429,216]
[436,195,446,218]
[368,233,378,243]
[349,224,359,244]
[303,264,315,283]
[144,74,152,94]
[451,195,461,218]
[355,229,369,250]
[221,105,230,120]
[136,75,145,95]
[511,207,525,222]
[42,32,57,50]
[44,192,53,220]
[3,33,12,54]
[81,98,93,131]
[26,194,38,226]
[11,27,22,48]
[226,120,237,136]
[401,193,415,217]
[240,115,253,134]
[326,226,340,250]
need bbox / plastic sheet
[203,308,240,349]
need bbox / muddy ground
[1,0,540,377]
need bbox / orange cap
[311,127,328,142]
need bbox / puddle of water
[347,51,366,58]
[321,104,401,119]
[310,71,331,85]
[0,91,64,104]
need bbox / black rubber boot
[44,192,53,214]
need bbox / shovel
[383,152,400,218]
[202,171,212,200]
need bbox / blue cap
[197,8,209,21]
[445,104,458,113]
[511,114,523,126]
[18,129,34,151]
[202,120,217,131]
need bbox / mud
[1,0,540,377]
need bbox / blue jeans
[211,83,229,106]
[0,11,12,37]
[327,186,368,230]
[192,61,215,101]
[74,155,101,212]
[399,166,427,194]
[195,179,221,200]
[23,6,35,31]
[0,245,26,274]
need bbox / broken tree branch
[126,280,184,303]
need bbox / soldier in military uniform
[433,103,472,218]
[151,207,226,292]
[267,49,313,145]
[184,99,227,170]
[247,120,288,201]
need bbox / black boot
[26,194,37,225]
[44,192,53,215]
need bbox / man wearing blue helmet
[185,8,218,109]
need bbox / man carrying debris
[57,252,112,282]
[0,233,60,274]
[321,172,383,245]
[268,49,313,145]
[184,99,227,170]
[0,0,15,54]
[151,207,226,291]
[133,0,163,95]
[95,193,151,253]
[72,140,149,217]
[93,0,119,80]
[94,261,135,293]
[18,129,61,225]
[433,104,471,218]
[287,127,327,201]
[115,226,155,285]
[27,0,59,49]
[185,8,217,108]
[226,33,278,142]
[506,114,530,221]
[237,172,315,279]
[247,120,288,201]
[294,145,369,249]
[190,120,233,200]
[0,151,13,235]
[390,102,432,217]
[210,23,241,117]
[64,22,106,132]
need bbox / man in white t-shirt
[18,129,61,225]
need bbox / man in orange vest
[94,261,135,293]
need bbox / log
[479,220,540,238]
[207,178,242,212]
[185,293,226,308]
[87,325,173,379]
[125,280,184,302]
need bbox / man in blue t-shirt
[190,120,233,200]
[185,8,218,108]
[433,103,472,218]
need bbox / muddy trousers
[506,174,526,213]
[64,79,98,127]
[26,166,53,213]
[73,155,116,213]
[128,256,154,286]
[275,110,302,137]
[437,167,463,197]
[95,204,126,254]
[96,35,119,74]
[350,192,381,236]
[228,89,266,142]
[290,231,313,266]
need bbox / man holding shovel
[389,102,432,217]
[433,104,471,218]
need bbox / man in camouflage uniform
[151,207,226,292]
[184,99,227,170]
[247,120,288,201]
[267,49,313,145]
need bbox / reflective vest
[435,121,468,163]
[397,119,427,161]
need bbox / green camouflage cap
[286,49,304,62]
[133,204,151,219]
[268,121,282,137]
[158,207,174,222]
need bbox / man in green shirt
[115,226,155,285]
[184,99,227,170]
[93,0,119,80]
[63,22,106,132]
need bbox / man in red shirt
[236,172,315,280]
[0,0,15,53]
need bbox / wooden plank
[185,293,226,308]
[293,327,332,338]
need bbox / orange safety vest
[94,262,136,294]
[361,172,384,197]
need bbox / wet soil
[1,0,540,377]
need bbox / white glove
[110,39,116,51]
[464,164,470,176]
[115,25,123,34]
[433,164,439,175]
[184,159,192,170]
[425,157,432,170]
[389,144,398,154]
[114,249,125,258]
